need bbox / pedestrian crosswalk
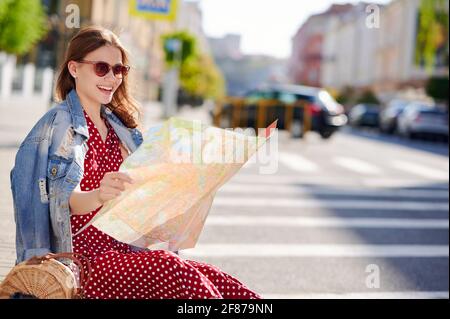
[181,151,449,298]
[274,151,448,180]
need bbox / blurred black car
[219,84,347,139]
[348,104,380,128]
[379,99,410,134]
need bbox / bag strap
[25,252,92,298]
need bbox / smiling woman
[55,26,139,129]
[8,25,262,300]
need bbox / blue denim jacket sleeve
[10,111,57,263]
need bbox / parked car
[379,99,410,134]
[348,104,380,128]
[239,84,347,139]
[397,103,449,140]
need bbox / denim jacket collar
[66,89,90,139]
[66,88,143,153]
[66,88,129,136]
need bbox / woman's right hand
[96,171,134,205]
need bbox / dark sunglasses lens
[112,65,129,77]
[94,62,110,76]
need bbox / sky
[196,0,392,59]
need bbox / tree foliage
[0,0,48,55]
[416,0,449,72]
[426,76,449,105]
[180,53,225,100]
[162,31,196,67]
[162,31,225,101]
[356,90,380,105]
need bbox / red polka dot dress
[70,110,262,299]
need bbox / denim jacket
[10,89,143,264]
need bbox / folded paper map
[75,117,277,251]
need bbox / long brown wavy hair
[55,26,141,128]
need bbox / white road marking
[213,196,449,211]
[278,152,319,173]
[262,291,450,299]
[230,174,449,188]
[205,216,449,229]
[361,178,448,188]
[230,174,339,185]
[333,157,383,175]
[391,160,449,180]
[218,183,449,199]
[181,244,449,257]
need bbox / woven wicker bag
[0,253,91,299]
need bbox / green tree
[415,0,449,72]
[336,86,356,106]
[356,89,380,105]
[162,31,196,67]
[0,0,48,55]
[180,54,225,100]
[162,31,225,101]
[426,76,449,106]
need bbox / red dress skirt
[70,110,262,299]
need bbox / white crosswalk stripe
[391,160,449,180]
[205,216,449,229]
[360,178,448,188]
[231,174,449,188]
[333,156,383,175]
[218,183,449,199]
[213,197,449,211]
[278,151,319,173]
[262,291,450,299]
[181,244,449,257]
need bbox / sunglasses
[78,60,130,78]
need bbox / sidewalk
[0,98,212,280]
[0,98,47,278]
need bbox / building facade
[293,0,449,94]
[289,4,354,87]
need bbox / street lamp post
[162,38,182,119]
